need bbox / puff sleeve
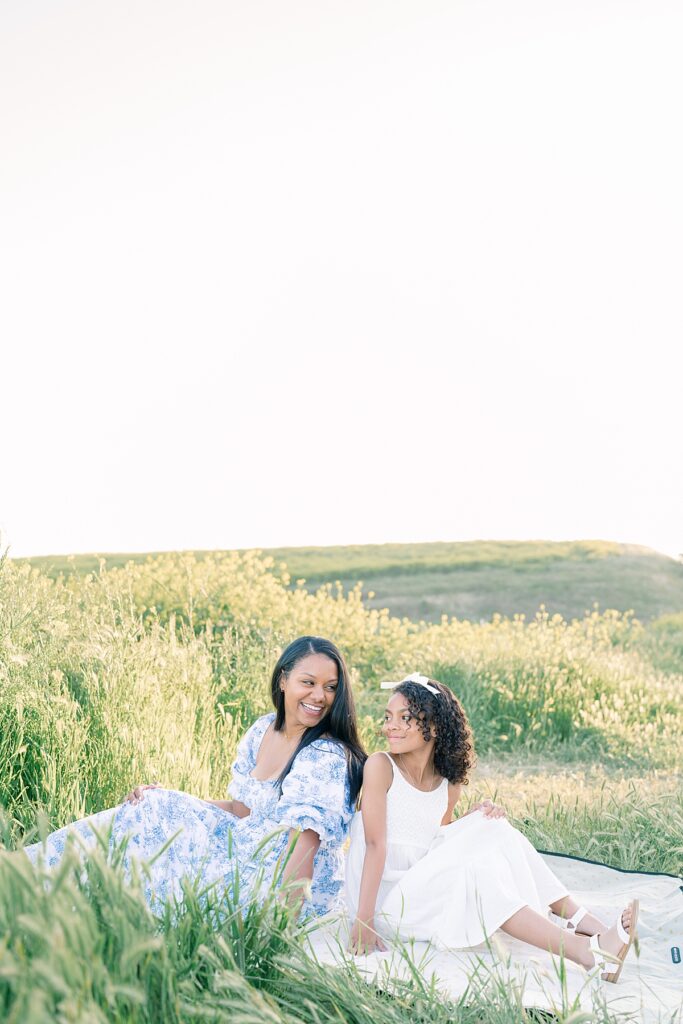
[272,740,352,846]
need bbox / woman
[26,636,366,919]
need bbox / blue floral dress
[24,713,353,918]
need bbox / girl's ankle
[576,937,594,969]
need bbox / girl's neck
[390,747,439,787]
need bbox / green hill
[21,539,683,622]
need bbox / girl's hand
[349,918,386,955]
[472,799,506,819]
[122,783,161,805]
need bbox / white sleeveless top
[344,752,449,920]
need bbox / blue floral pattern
[24,713,353,918]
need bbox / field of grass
[23,538,626,578]
[24,539,683,623]
[1,550,682,1022]
[352,548,683,623]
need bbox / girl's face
[281,652,339,730]
[382,693,433,753]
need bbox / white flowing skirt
[348,810,569,950]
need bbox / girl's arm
[350,753,392,954]
[441,782,462,824]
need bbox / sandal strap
[566,905,589,931]
[589,933,623,969]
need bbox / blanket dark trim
[538,848,683,883]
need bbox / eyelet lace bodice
[382,752,449,848]
[344,751,448,921]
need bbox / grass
[1,548,682,1021]
[0,832,626,1024]
[22,538,683,623]
[22,538,626,578]
[468,762,683,877]
[352,549,683,623]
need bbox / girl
[26,636,366,919]
[345,673,638,983]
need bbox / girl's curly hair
[394,679,476,785]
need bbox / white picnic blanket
[308,853,683,1023]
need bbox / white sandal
[588,899,639,983]
[562,905,590,932]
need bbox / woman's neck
[280,717,307,743]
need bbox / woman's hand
[122,783,161,805]
[349,918,386,955]
[470,798,506,819]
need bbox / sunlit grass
[1,550,682,1020]
[466,760,683,876]
[23,539,683,623]
[0,836,624,1024]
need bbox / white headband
[380,672,439,696]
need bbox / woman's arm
[120,785,251,818]
[280,828,321,908]
[350,753,392,954]
[206,798,251,818]
[272,739,352,915]
[441,783,506,825]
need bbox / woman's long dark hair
[271,636,366,803]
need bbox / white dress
[345,752,569,949]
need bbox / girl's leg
[500,905,632,971]
[549,896,607,936]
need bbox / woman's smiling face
[281,652,339,730]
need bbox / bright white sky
[2,0,682,559]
